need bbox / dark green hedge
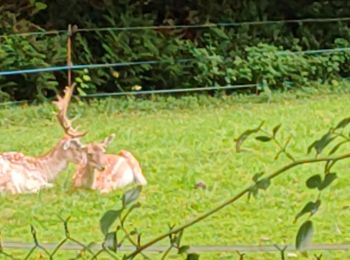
[1,0,350,101]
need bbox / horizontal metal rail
[0,59,192,76]
[1,47,350,77]
[76,17,350,33]
[3,242,350,253]
[0,84,256,106]
[80,84,256,98]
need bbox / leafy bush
[184,41,350,91]
[1,1,350,101]
[0,4,66,101]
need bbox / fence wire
[79,84,256,98]
[0,84,256,107]
[2,240,350,260]
[3,241,350,252]
[1,16,350,259]
[2,208,349,259]
[1,16,350,38]
[1,47,350,77]
[0,16,350,106]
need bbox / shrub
[1,1,350,101]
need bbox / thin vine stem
[161,245,174,260]
[260,128,295,161]
[273,135,295,161]
[50,238,68,257]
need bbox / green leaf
[307,140,318,154]
[34,2,47,11]
[306,175,322,189]
[129,229,138,236]
[235,121,264,152]
[178,245,190,254]
[30,2,47,15]
[77,88,87,96]
[256,178,271,190]
[122,186,142,208]
[272,124,281,136]
[104,232,117,252]
[100,210,122,235]
[248,185,259,200]
[255,136,272,142]
[82,75,92,82]
[295,200,321,222]
[296,220,314,251]
[210,27,229,40]
[252,172,264,182]
[335,117,350,129]
[319,173,337,190]
[186,253,200,260]
[314,132,336,154]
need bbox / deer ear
[63,140,71,150]
[102,134,115,148]
[63,139,82,150]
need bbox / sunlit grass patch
[1,90,350,259]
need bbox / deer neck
[78,163,97,188]
[37,139,70,182]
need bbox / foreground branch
[127,152,350,258]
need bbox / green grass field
[1,88,350,259]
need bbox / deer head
[81,134,115,171]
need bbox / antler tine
[53,83,87,138]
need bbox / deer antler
[53,83,86,137]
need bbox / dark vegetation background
[1,0,350,101]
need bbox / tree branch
[127,152,350,259]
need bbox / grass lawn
[0,88,350,259]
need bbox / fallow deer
[0,84,87,194]
[73,135,147,193]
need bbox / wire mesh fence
[2,222,350,260]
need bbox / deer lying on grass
[0,85,87,194]
[73,134,147,193]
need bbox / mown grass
[1,85,350,259]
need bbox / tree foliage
[1,0,350,101]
